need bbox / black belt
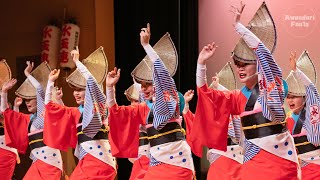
[147,122,185,147]
[241,112,286,139]
[294,135,320,154]
[77,125,109,144]
[139,132,149,146]
[0,126,4,136]
[28,131,46,150]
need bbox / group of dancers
[0,1,319,180]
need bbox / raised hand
[55,87,63,100]
[14,97,23,107]
[289,51,297,71]
[2,79,17,93]
[106,67,121,87]
[230,1,245,25]
[140,23,151,46]
[24,61,34,76]
[70,46,80,63]
[197,42,218,65]
[211,75,220,89]
[49,69,60,82]
[184,90,194,104]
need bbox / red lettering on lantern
[61,38,69,49]
[42,40,50,51]
[43,27,52,39]
[60,51,69,63]
[62,25,71,37]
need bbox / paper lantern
[59,23,80,70]
[41,25,61,69]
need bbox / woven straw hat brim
[209,62,237,90]
[131,33,178,83]
[66,46,108,89]
[285,50,317,96]
[15,62,51,99]
[297,50,316,85]
[232,2,277,63]
[124,84,140,102]
[286,71,306,96]
[0,59,12,90]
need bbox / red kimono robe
[129,155,150,180]
[285,69,320,180]
[44,102,116,180]
[192,21,299,179]
[3,109,61,180]
[183,110,241,180]
[0,120,17,180]
[108,103,193,180]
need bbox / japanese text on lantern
[59,25,71,63]
[41,27,52,63]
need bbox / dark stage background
[114,0,201,179]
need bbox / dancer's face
[140,81,154,100]
[73,88,85,105]
[235,61,258,85]
[286,94,305,114]
[25,98,37,113]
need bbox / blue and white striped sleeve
[235,22,285,123]
[82,76,106,138]
[27,74,45,129]
[255,43,285,123]
[143,44,178,129]
[294,69,320,146]
[229,115,242,143]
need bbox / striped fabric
[300,159,309,167]
[32,87,45,130]
[304,84,320,146]
[82,76,106,138]
[149,154,161,166]
[30,150,38,163]
[207,151,221,164]
[76,105,88,160]
[152,59,179,130]
[256,43,285,123]
[78,145,88,160]
[139,91,146,103]
[243,138,260,163]
[229,115,242,143]
[227,118,236,139]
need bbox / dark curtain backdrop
[114,0,199,179]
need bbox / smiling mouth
[239,73,246,79]
[289,104,295,109]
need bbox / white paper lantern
[41,25,61,69]
[59,23,80,70]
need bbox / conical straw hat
[124,84,140,102]
[209,62,237,90]
[296,50,316,85]
[66,46,108,89]
[0,59,11,90]
[232,1,277,63]
[131,33,178,83]
[286,50,316,96]
[15,62,51,99]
